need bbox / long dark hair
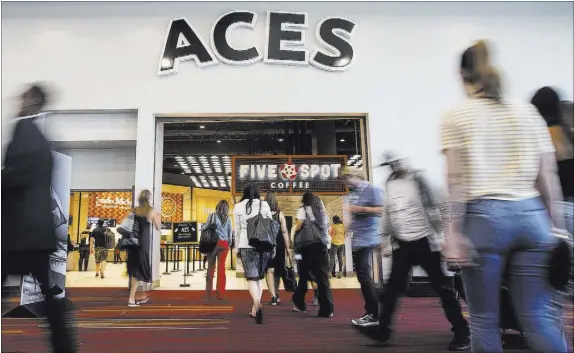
[460,40,502,102]
[215,200,229,224]
[302,192,325,227]
[531,86,562,127]
[265,192,280,213]
[240,183,260,215]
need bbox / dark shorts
[239,248,272,281]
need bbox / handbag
[199,214,218,254]
[117,213,140,250]
[548,228,573,291]
[293,209,324,251]
[247,204,279,252]
[282,254,297,292]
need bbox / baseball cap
[380,150,404,166]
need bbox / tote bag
[293,209,323,251]
[247,204,279,252]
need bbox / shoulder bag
[199,214,219,254]
[247,203,279,252]
[548,227,573,291]
[293,208,324,251]
[117,213,140,249]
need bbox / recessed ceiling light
[199,125,205,129]
[278,138,284,142]
[217,140,222,143]
[340,139,345,142]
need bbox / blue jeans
[461,197,567,353]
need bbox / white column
[152,122,164,286]
[133,109,160,286]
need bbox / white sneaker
[352,313,379,327]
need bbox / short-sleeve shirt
[348,181,384,249]
[233,199,272,249]
[90,226,107,248]
[440,97,555,202]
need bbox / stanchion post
[192,244,197,272]
[184,245,192,277]
[179,244,191,288]
[171,244,181,273]
[163,243,171,275]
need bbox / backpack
[104,228,116,249]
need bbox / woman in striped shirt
[440,40,568,353]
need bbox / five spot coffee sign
[231,155,348,196]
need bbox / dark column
[314,121,337,155]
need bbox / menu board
[173,222,198,243]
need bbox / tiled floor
[65,262,361,290]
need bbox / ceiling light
[217,140,222,144]
[278,138,284,142]
[340,138,345,142]
[199,125,205,129]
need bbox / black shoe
[356,325,392,344]
[318,312,334,318]
[270,296,279,306]
[292,301,306,313]
[448,334,470,351]
[255,308,263,324]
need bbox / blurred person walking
[202,200,232,300]
[126,189,160,307]
[441,40,568,353]
[360,153,470,350]
[1,84,77,352]
[531,88,574,235]
[234,183,274,324]
[264,192,292,306]
[292,192,334,318]
[341,167,384,328]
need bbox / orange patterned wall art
[88,191,133,222]
[87,190,184,224]
[161,192,183,223]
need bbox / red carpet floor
[2,288,573,353]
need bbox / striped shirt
[440,97,555,202]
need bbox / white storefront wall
[2,2,573,283]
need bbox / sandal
[128,301,140,308]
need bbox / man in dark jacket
[1,84,76,353]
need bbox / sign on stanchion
[4,152,75,318]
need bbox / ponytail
[460,40,502,102]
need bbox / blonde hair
[342,166,366,180]
[134,189,153,217]
[460,40,502,101]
